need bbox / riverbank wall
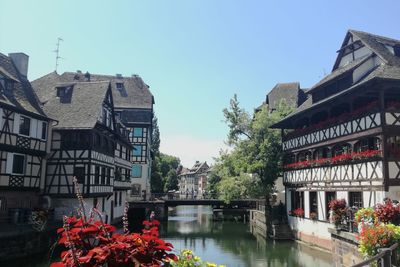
[329,228,363,267]
[0,223,59,262]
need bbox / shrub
[170,249,225,267]
[309,212,318,220]
[358,223,400,257]
[329,199,347,225]
[50,178,176,267]
[291,208,304,217]
[374,200,400,224]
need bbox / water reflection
[164,205,332,267]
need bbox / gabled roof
[333,30,400,71]
[60,72,154,110]
[266,82,305,110]
[273,30,400,129]
[0,53,48,119]
[32,73,110,129]
[308,54,372,93]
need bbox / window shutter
[13,113,20,133]
[6,153,13,174]
[30,118,38,138]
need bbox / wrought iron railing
[352,243,399,267]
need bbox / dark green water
[163,205,332,267]
[9,205,332,267]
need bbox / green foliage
[151,153,181,193]
[150,115,181,193]
[213,96,292,202]
[164,169,179,192]
[151,116,160,156]
[170,249,225,267]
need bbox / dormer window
[56,86,73,103]
[116,83,124,90]
[0,75,13,91]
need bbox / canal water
[10,205,332,267]
[163,205,332,267]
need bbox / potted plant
[309,212,318,221]
[329,199,348,228]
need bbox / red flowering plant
[329,199,348,226]
[374,199,400,224]
[50,178,176,267]
[284,150,382,170]
[291,208,304,217]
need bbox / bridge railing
[351,243,399,267]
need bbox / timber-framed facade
[273,30,400,250]
[0,52,51,220]
[32,74,132,223]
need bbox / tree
[164,169,179,192]
[151,116,160,156]
[214,96,292,203]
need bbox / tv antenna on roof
[54,37,63,72]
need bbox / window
[115,167,122,181]
[115,111,121,120]
[41,122,47,140]
[309,191,318,218]
[326,192,336,220]
[116,83,124,90]
[101,167,106,184]
[349,192,363,208]
[132,165,142,178]
[107,168,111,185]
[74,166,85,184]
[114,192,118,207]
[12,154,25,174]
[133,145,142,156]
[133,128,143,137]
[19,116,30,136]
[119,191,122,206]
[290,191,304,211]
[94,166,100,184]
[131,184,141,196]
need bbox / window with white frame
[12,154,25,174]
[19,116,30,136]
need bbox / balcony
[283,151,383,185]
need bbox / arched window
[313,147,330,160]
[297,151,311,162]
[332,143,351,157]
[354,137,381,152]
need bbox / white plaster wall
[288,216,332,239]
[304,191,310,218]
[318,191,326,221]
[337,191,348,203]
[386,186,400,202]
[363,191,385,207]
[286,188,292,213]
[354,46,372,60]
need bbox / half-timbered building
[32,73,132,222]
[40,72,154,201]
[178,161,209,199]
[273,30,400,250]
[0,52,51,220]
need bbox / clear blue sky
[1,0,399,166]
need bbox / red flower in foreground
[51,216,175,267]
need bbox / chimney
[9,53,29,77]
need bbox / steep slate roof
[272,30,400,128]
[0,53,48,119]
[266,82,305,110]
[32,73,110,129]
[60,72,154,110]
